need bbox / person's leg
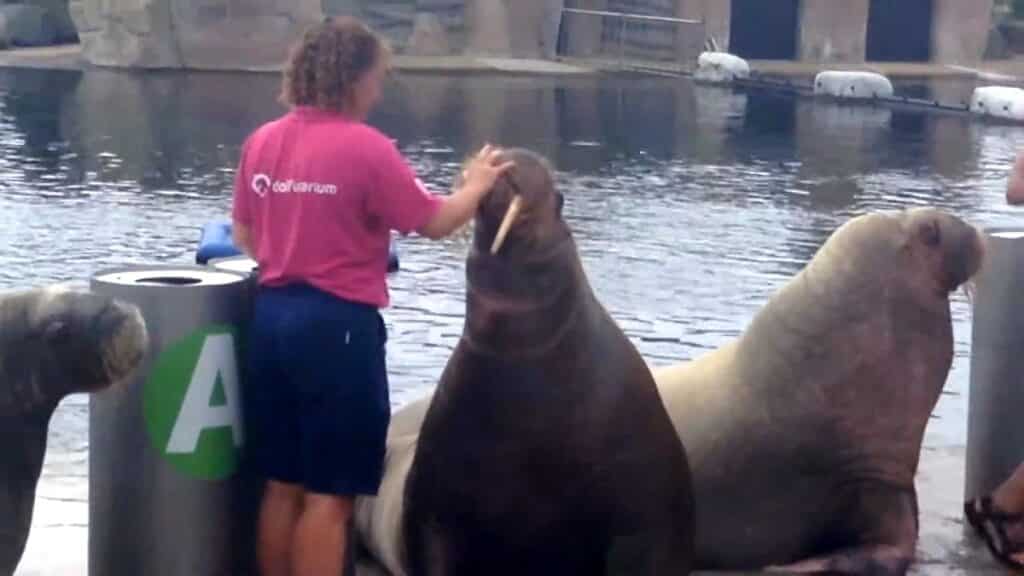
[993,462,1024,563]
[966,461,1024,567]
[260,481,304,576]
[994,462,1024,515]
[246,288,304,576]
[289,293,391,576]
[291,494,354,576]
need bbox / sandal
[965,496,1024,570]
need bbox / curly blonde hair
[280,16,388,112]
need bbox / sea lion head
[472,148,569,261]
[1,285,149,414]
[897,208,986,298]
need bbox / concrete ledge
[391,55,593,76]
[750,60,984,79]
[0,43,83,70]
[0,43,596,76]
[0,43,1022,86]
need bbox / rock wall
[329,0,563,59]
[70,0,323,69]
[65,0,994,69]
[0,0,77,47]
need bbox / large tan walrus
[355,397,430,576]
[355,207,983,576]
[654,208,985,575]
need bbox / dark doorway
[729,0,800,60]
[867,0,933,62]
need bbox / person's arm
[417,192,479,240]
[368,141,512,240]
[231,137,255,256]
[418,146,513,239]
[232,221,254,257]
[1009,151,1024,205]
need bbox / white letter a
[166,333,244,454]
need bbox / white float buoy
[970,86,1024,121]
[813,71,894,100]
[694,52,750,84]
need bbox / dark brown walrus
[1,286,148,575]
[654,208,986,575]
[401,149,695,576]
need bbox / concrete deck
[347,447,1007,575]
[13,445,1009,575]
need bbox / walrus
[0,286,148,575]
[355,396,431,576]
[653,208,985,575]
[400,149,695,576]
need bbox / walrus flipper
[764,544,912,576]
[766,485,918,576]
[0,415,47,576]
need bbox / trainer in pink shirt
[232,107,443,308]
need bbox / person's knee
[264,480,304,507]
[302,493,355,523]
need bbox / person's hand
[461,144,514,196]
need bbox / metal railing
[558,7,705,72]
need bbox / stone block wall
[675,0,728,51]
[932,0,995,63]
[799,0,869,63]
[561,0,704,63]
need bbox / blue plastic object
[195,220,240,265]
[196,220,400,273]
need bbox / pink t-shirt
[232,107,443,308]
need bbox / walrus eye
[920,220,941,247]
[43,319,70,342]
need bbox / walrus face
[1,286,148,413]
[900,208,986,297]
[464,150,581,354]
[472,148,569,261]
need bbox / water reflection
[6,65,1024,572]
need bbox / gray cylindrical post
[965,228,1024,501]
[209,255,258,277]
[89,266,257,576]
[209,256,258,290]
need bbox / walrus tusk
[490,196,522,255]
[963,280,976,308]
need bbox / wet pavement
[351,446,1011,575]
[13,435,1013,575]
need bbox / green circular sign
[143,324,244,481]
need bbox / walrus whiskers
[490,195,522,255]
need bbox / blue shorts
[244,283,390,496]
